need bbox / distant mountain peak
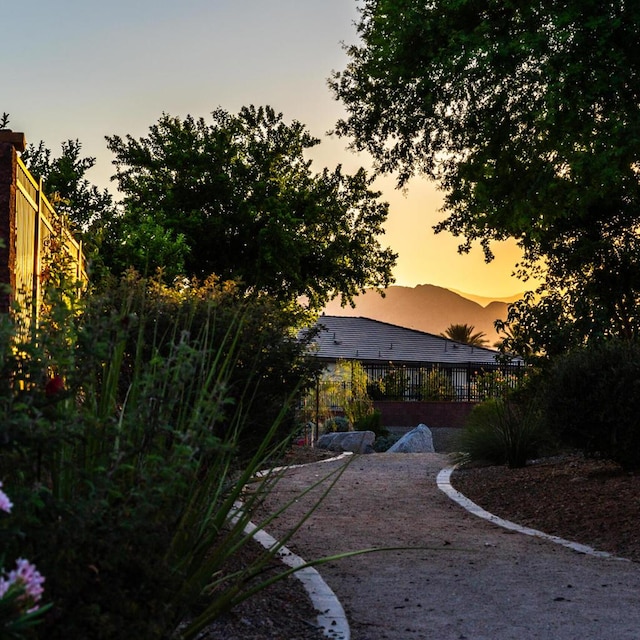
[323,284,521,344]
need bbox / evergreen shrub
[541,340,640,470]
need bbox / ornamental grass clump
[0,266,349,639]
[454,392,550,469]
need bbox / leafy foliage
[418,368,455,401]
[323,416,351,433]
[332,0,640,355]
[0,260,325,639]
[104,105,396,307]
[367,365,408,400]
[540,340,640,470]
[21,140,116,234]
[21,140,118,282]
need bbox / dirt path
[260,453,640,640]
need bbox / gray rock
[387,424,434,453]
[316,430,375,454]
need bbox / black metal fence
[311,360,526,412]
[362,361,525,402]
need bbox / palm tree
[441,323,488,347]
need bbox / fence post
[0,131,26,314]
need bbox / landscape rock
[316,430,375,454]
[387,424,434,453]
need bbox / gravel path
[260,453,640,640]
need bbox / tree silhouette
[441,323,488,347]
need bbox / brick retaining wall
[373,401,477,429]
[0,138,18,313]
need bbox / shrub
[0,269,329,639]
[419,368,455,400]
[367,365,407,400]
[372,434,400,452]
[354,409,385,437]
[455,396,549,468]
[323,416,351,433]
[473,369,513,401]
[540,340,640,470]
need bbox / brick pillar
[0,130,26,314]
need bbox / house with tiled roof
[304,316,523,428]
[312,315,505,366]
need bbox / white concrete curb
[437,465,625,560]
[237,452,352,639]
[242,519,349,639]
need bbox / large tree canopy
[22,139,115,234]
[331,0,640,355]
[104,105,396,309]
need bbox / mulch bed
[451,452,640,562]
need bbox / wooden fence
[0,130,87,322]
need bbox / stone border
[437,465,626,560]
[239,453,353,639]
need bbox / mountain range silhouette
[322,284,523,345]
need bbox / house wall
[373,400,477,429]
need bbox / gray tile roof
[311,315,504,364]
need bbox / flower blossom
[45,374,65,398]
[0,558,45,611]
[0,481,12,514]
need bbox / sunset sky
[4,0,533,298]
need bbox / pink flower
[0,559,45,612]
[0,482,12,514]
[10,559,45,601]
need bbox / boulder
[387,424,435,453]
[316,430,375,454]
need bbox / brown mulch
[202,445,640,639]
[450,451,640,562]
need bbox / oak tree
[105,105,396,309]
[331,0,640,355]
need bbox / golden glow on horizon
[379,175,541,298]
[6,1,541,301]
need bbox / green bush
[323,416,351,432]
[0,270,327,639]
[419,368,455,400]
[541,340,640,470]
[372,433,400,452]
[354,409,385,437]
[455,396,549,468]
[367,366,407,400]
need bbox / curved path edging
[437,465,625,561]
[239,452,353,640]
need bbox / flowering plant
[0,483,49,638]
